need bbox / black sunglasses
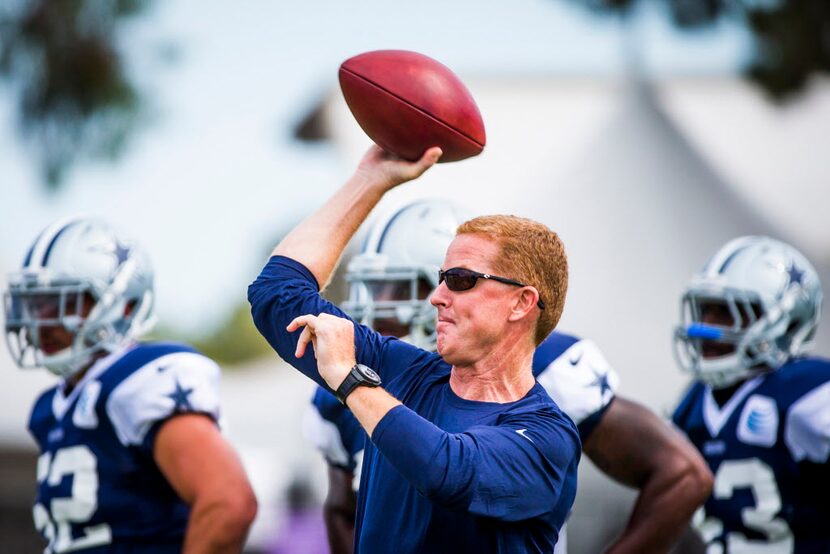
[438,267,545,310]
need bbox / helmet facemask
[342,258,437,351]
[5,280,94,376]
[674,288,771,388]
[342,199,471,352]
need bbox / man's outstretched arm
[582,397,713,554]
[273,146,441,289]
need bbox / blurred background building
[1,0,829,552]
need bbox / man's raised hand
[355,145,442,191]
[287,313,357,390]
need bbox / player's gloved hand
[354,145,442,192]
[287,313,358,390]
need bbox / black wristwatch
[335,363,382,404]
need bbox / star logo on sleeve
[588,368,612,397]
[168,379,194,412]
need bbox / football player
[304,199,713,554]
[3,218,257,553]
[673,236,830,553]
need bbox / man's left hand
[287,313,357,390]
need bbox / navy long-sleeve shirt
[249,256,580,553]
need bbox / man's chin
[436,336,450,360]
[436,341,463,366]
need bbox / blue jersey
[305,330,618,484]
[250,256,581,554]
[673,357,830,553]
[28,342,223,553]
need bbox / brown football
[339,50,486,163]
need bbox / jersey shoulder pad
[105,344,222,447]
[782,357,830,463]
[535,337,619,426]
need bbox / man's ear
[124,300,137,317]
[507,287,540,323]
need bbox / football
[339,50,486,163]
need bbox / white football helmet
[4,217,156,377]
[674,236,822,389]
[341,199,470,351]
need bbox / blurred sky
[0,0,750,333]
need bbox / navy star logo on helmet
[786,261,805,288]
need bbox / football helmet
[341,199,469,351]
[4,217,155,377]
[674,236,822,389]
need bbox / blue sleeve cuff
[577,396,615,442]
[143,411,219,459]
[261,255,321,290]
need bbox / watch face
[356,364,381,384]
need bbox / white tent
[308,75,830,408]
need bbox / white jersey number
[695,458,793,554]
[33,445,112,553]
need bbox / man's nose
[430,282,449,308]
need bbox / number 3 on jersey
[33,445,112,553]
[695,458,793,554]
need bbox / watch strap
[335,364,380,404]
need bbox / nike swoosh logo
[569,351,582,366]
[516,429,534,443]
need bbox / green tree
[571,0,830,100]
[0,0,151,188]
